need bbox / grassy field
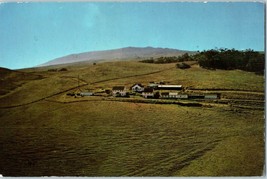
[22,61,264,91]
[0,60,265,176]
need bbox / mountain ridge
[40,46,195,67]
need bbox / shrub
[176,63,191,69]
[59,68,68,71]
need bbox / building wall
[80,92,94,96]
[177,95,188,99]
[204,95,218,99]
[132,86,144,92]
[142,92,154,98]
[112,90,127,97]
[112,90,122,94]
[161,94,188,99]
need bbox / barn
[112,86,127,97]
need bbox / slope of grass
[95,63,264,91]
[19,61,264,92]
[0,67,43,96]
[0,60,264,176]
[175,135,264,176]
[44,61,263,92]
[0,100,264,176]
[0,76,85,107]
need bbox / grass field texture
[0,61,264,176]
[0,101,264,176]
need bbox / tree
[177,53,193,62]
[194,48,264,73]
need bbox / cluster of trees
[140,53,193,64]
[140,48,265,74]
[196,49,265,73]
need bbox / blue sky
[0,2,265,69]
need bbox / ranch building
[148,83,158,89]
[157,85,183,90]
[131,83,145,92]
[112,86,127,97]
[80,92,94,97]
[142,88,154,98]
[188,94,205,99]
[204,94,220,99]
[161,92,188,99]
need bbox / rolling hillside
[0,61,264,176]
[0,67,43,96]
[40,47,194,67]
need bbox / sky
[0,2,265,69]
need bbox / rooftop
[143,88,154,92]
[112,86,125,90]
[131,83,144,87]
[158,85,182,88]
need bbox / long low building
[160,92,220,99]
[204,94,220,99]
[161,92,188,99]
[80,92,94,96]
[157,85,183,90]
[188,93,220,99]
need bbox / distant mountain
[40,47,194,67]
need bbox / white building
[161,92,188,99]
[112,86,127,97]
[204,94,219,99]
[157,85,183,90]
[131,84,145,92]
